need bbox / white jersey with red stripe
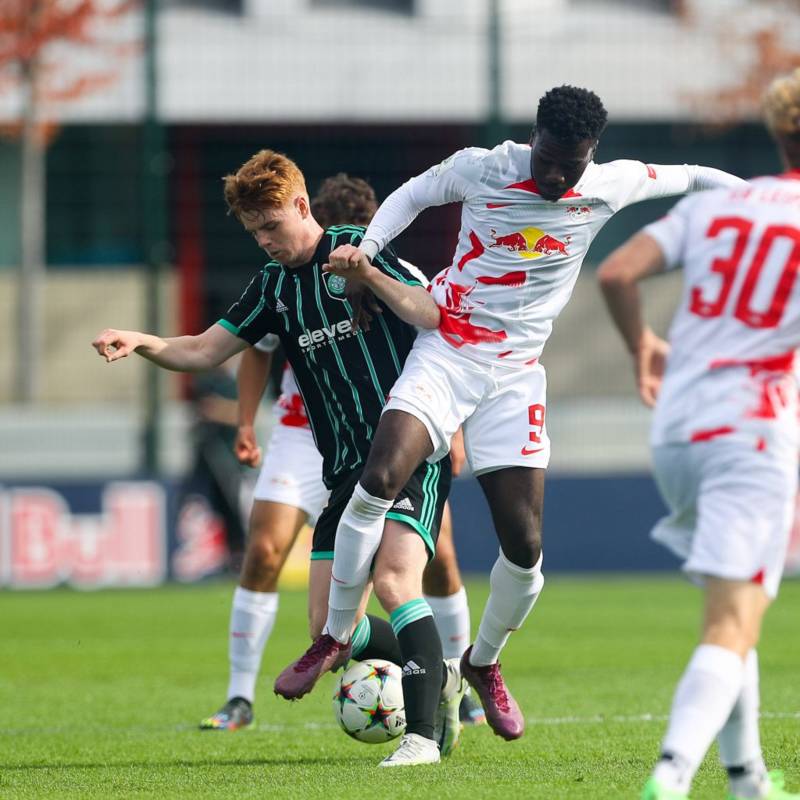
[255,334,310,429]
[646,172,800,451]
[361,140,744,367]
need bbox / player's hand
[234,424,262,468]
[92,329,141,362]
[449,427,466,477]
[345,283,383,332]
[324,244,374,282]
[635,326,669,407]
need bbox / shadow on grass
[2,755,367,771]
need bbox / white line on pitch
[250,710,800,732]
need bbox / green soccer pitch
[3,577,798,799]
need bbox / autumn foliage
[684,2,800,123]
[0,0,138,141]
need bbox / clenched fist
[323,244,373,281]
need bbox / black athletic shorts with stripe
[311,457,451,561]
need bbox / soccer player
[597,70,800,800]
[92,152,465,766]
[278,84,747,742]
[199,173,481,733]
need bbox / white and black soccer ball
[332,659,406,744]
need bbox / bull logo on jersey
[436,277,509,349]
[566,205,592,218]
[488,227,571,259]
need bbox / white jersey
[362,141,744,367]
[646,172,800,451]
[255,334,310,429]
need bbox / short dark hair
[311,173,378,228]
[534,85,608,145]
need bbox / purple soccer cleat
[459,645,524,740]
[274,634,352,700]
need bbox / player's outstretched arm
[92,323,247,372]
[597,232,670,407]
[358,150,480,260]
[234,346,272,468]
[325,245,440,329]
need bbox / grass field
[3,576,799,799]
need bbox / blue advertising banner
[3,474,799,587]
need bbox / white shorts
[384,331,550,475]
[651,440,798,598]
[252,423,329,526]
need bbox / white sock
[719,650,769,799]
[470,549,544,667]
[653,644,746,794]
[227,587,279,703]
[426,587,471,660]
[324,483,392,644]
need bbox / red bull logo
[488,227,570,259]
[567,205,592,218]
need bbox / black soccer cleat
[199,696,254,731]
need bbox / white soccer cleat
[378,733,441,767]
[434,657,467,757]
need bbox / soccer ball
[332,659,406,743]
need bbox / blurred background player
[93,152,464,766]
[200,173,482,732]
[181,359,248,562]
[287,84,747,744]
[597,68,800,800]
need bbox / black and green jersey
[218,226,424,489]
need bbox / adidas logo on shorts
[392,497,414,512]
[402,660,426,676]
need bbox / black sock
[359,614,402,665]
[396,616,443,741]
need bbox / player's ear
[295,194,310,219]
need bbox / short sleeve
[642,196,694,270]
[373,244,424,287]
[217,269,279,345]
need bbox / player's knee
[359,462,405,501]
[702,615,758,656]
[247,534,284,573]
[502,532,542,570]
[372,568,412,612]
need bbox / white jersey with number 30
[646,172,800,451]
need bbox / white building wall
[0,0,795,124]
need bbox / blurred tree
[681,0,800,123]
[0,0,137,402]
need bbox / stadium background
[2,0,800,588]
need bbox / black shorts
[311,457,452,561]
